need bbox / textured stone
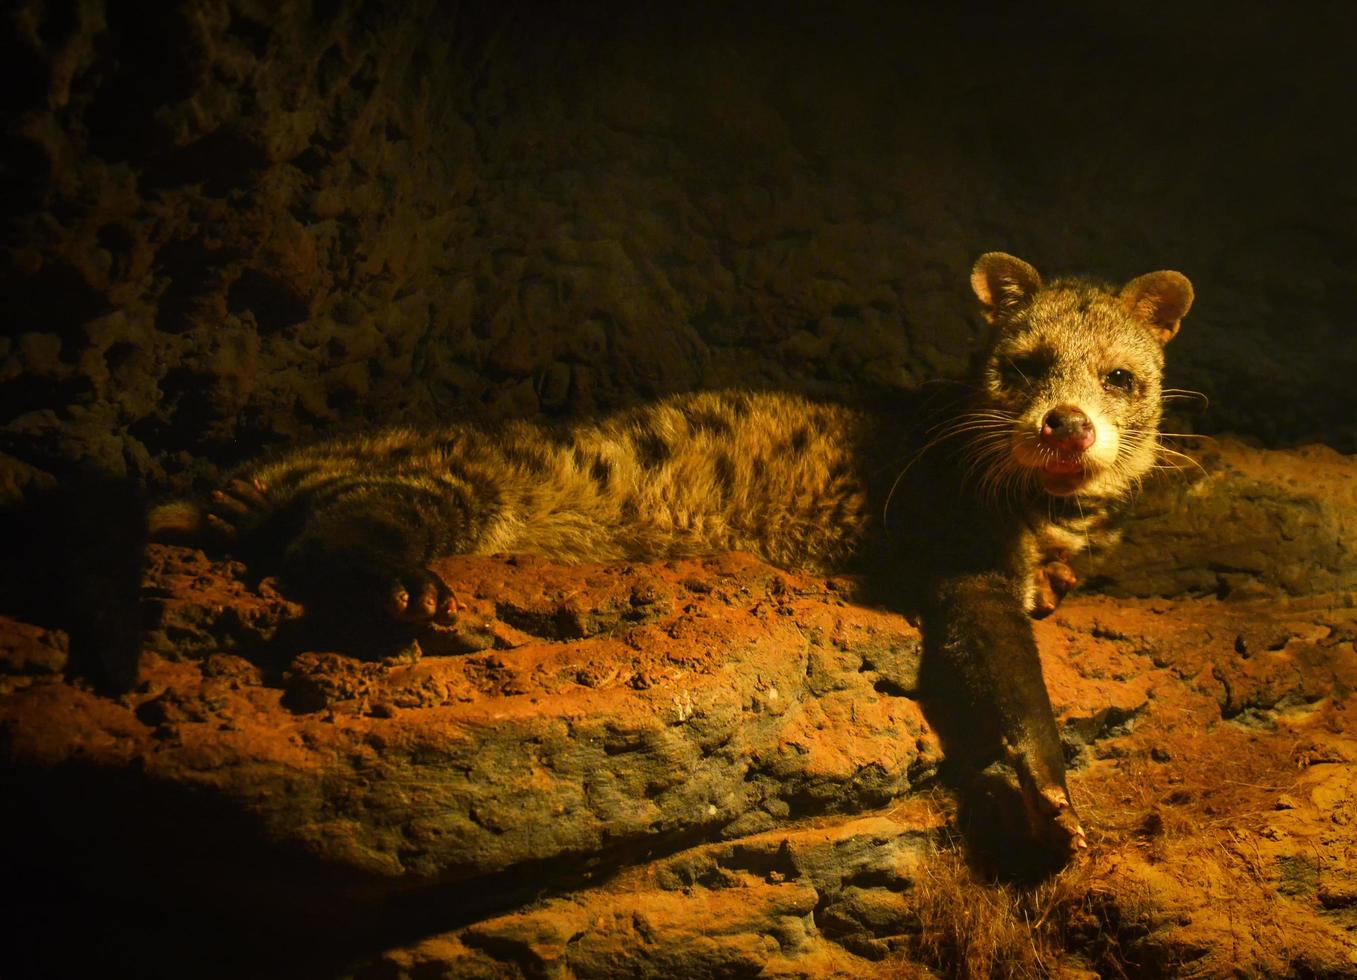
[8,550,933,889]
[1088,438,1357,600]
[0,615,68,687]
[361,811,941,979]
[2,442,1356,975]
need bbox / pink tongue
[1045,457,1084,476]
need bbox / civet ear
[971,252,1043,323]
[1119,270,1194,345]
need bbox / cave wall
[3,0,1356,499]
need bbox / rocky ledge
[2,438,1356,978]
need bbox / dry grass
[906,840,1101,979]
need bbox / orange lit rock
[3,439,1357,975]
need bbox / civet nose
[1040,405,1095,450]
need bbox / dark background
[3,0,1355,501]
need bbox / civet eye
[1104,368,1135,393]
[1001,355,1046,386]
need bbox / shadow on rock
[0,471,146,693]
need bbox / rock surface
[3,439,1356,977]
[1090,439,1357,600]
